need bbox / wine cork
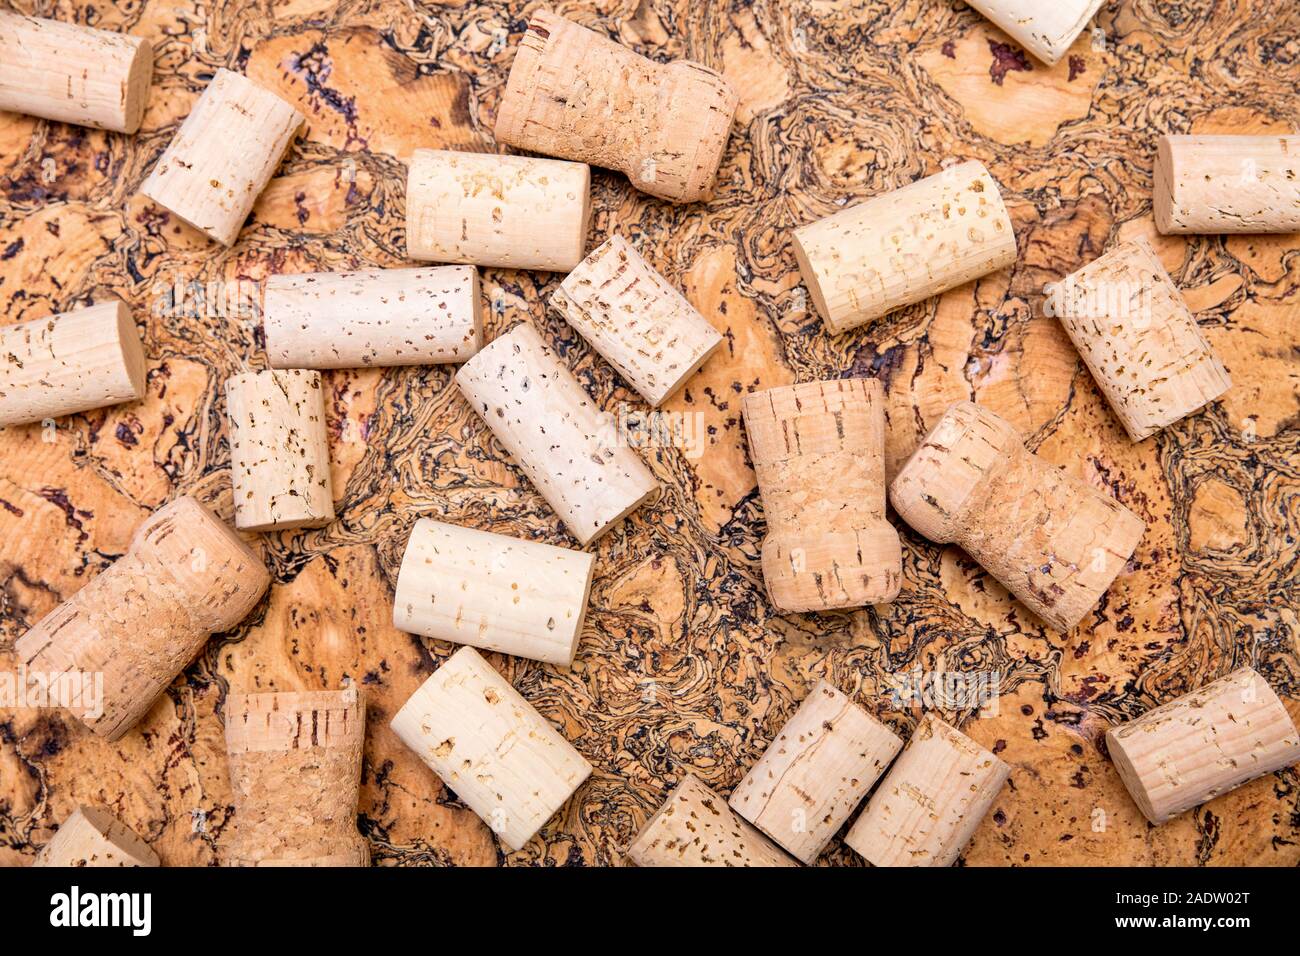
[549,235,723,407]
[393,518,596,666]
[224,687,369,866]
[494,9,738,204]
[845,713,1009,867]
[139,68,304,246]
[729,679,903,864]
[1154,134,1300,235]
[225,368,334,532]
[15,496,271,741]
[0,12,153,133]
[793,160,1016,334]
[627,775,796,867]
[455,324,658,546]
[1106,667,1300,825]
[34,807,160,867]
[964,0,1105,66]
[742,378,901,613]
[390,646,593,853]
[263,266,483,369]
[0,300,147,427]
[405,149,591,272]
[890,402,1144,632]
[1049,237,1231,441]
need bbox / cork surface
[2,0,1300,867]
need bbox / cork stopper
[34,806,160,867]
[889,401,1020,544]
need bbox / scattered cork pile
[2,3,1299,867]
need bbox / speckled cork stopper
[390,646,593,853]
[890,401,1144,632]
[845,713,1009,867]
[1155,134,1300,234]
[627,774,796,867]
[15,495,271,741]
[393,518,596,666]
[494,9,738,204]
[455,323,658,546]
[225,368,334,532]
[34,806,160,867]
[729,679,902,864]
[0,300,147,426]
[1051,237,1230,441]
[1106,667,1300,825]
[964,0,1105,66]
[405,149,591,272]
[743,378,902,613]
[550,235,723,407]
[224,687,369,866]
[263,265,483,369]
[793,160,1016,334]
[139,68,304,246]
[0,12,154,133]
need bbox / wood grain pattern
[1,0,1298,867]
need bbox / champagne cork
[729,679,903,864]
[405,149,591,272]
[845,713,1009,867]
[1155,134,1300,235]
[390,646,593,853]
[34,807,160,867]
[627,775,796,867]
[494,9,738,204]
[455,324,658,546]
[793,160,1016,334]
[0,300,147,427]
[393,518,596,666]
[742,378,901,613]
[139,68,304,246]
[964,0,1105,65]
[1049,237,1231,441]
[1107,667,1300,825]
[224,687,369,866]
[15,496,271,741]
[263,266,483,369]
[890,402,1144,632]
[225,369,334,532]
[0,12,153,133]
[549,235,723,407]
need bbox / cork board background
[1,0,1299,867]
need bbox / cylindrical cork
[393,518,596,666]
[139,69,304,246]
[494,9,738,204]
[390,646,593,853]
[964,0,1105,66]
[890,402,1144,632]
[1050,237,1231,442]
[729,679,903,864]
[223,687,369,866]
[455,324,658,546]
[405,149,591,272]
[793,160,1016,334]
[0,13,153,133]
[1106,667,1300,825]
[1155,135,1300,235]
[225,368,333,532]
[627,775,796,867]
[15,496,271,741]
[263,266,482,370]
[0,300,147,427]
[34,807,160,867]
[549,235,723,407]
[742,378,901,613]
[845,713,1009,867]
